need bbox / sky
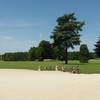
[0,0,100,53]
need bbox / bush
[79,44,89,63]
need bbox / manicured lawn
[79,59,100,74]
[0,59,100,73]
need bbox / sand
[0,69,100,100]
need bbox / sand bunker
[0,69,100,100]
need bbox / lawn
[0,59,100,74]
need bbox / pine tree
[51,13,84,64]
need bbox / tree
[79,44,89,63]
[94,37,100,57]
[52,46,65,60]
[51,13,84,64]
[39,40,53,59]
[29,47,37,61]
[35,47,44,61]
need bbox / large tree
[94,37,100,57]
[51,13,84,64]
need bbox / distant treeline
[0,51,96,61]
[1,52,29,61]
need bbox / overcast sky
[0,0,100,53]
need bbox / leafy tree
[94,37,100,57]
[51,13,84,64]
[29,47,37,61]
[79,44,89,63]
[35,47,44,61]
[39,40,53,59]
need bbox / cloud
[0,35,13,40]
[2,36,13,40]
[0,22,34,28]
[0,35,38,53]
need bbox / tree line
[1,52,28,61]
[1,42,97,62]
[0,13,100,63]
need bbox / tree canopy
[39,40,53,59]
[51,13,84,64]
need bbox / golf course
[0,59,100,100]
[0,0,100,100]
[0,59,99,74]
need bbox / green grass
[0,59,100,74]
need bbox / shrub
[79,44,89,63]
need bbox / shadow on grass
[58,62,86,66]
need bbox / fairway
[0,59,100,74]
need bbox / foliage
[51,13,84,64]
[94,37,100,57]
[89,52,97,59]
[52,50,80,61]
[79,44,89,63]
[52,47,65,60]
[68,52,79,60]
[2,52,28,61]
[36,47,44,61]
[29,47,37,61]
[1,50,96,61]
[29,46,44,61]
[39,40,53,59]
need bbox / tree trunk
[65,47,68,64]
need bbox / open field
[0,69,100,100]
[0,59,100,73]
